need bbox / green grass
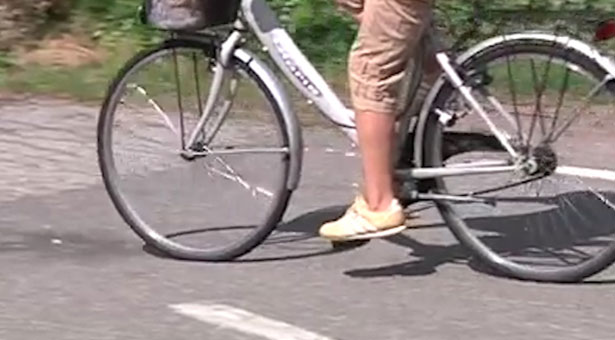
[0,38,143,102]
[0,36,348,108]
[1,64,112,101]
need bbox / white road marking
[170,303,335,340]
[556,166,615,182]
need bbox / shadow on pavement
[143,205,370,263]
[141,190,615,284]
[346,190,615,284]
[239,205,372,262]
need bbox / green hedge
[271,0,612,64]
[66,0,614,65]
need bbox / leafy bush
[0,1,61,49]
[270,0,357,66]
[2,0,613,63]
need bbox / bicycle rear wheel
[98,39,294,261]
[420,38,615,282]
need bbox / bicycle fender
[461,32,615,79]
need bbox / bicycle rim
[98,40,292,261]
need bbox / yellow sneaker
[319,196,406,241]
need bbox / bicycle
[97,0,615,283]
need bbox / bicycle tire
[98,38,294,261]
[419,38,615,282]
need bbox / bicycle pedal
[331,240,370,250]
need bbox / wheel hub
[524,145,558,176]
[180,141,206,161]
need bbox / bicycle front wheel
[98,39,294,261]
[421,38,615,282]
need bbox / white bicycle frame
[184,0,615,190]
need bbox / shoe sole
[326,226,408,242]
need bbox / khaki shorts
[336,0,433,114]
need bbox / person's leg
[337,0,396,210]
[335,0,396,211]
[320,0,433,241]
[352,0,434,210]
[356,110,396,211]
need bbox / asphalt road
[1,99,615,340]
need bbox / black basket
[144,0,241,31]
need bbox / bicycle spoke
[542,247,575,265]
[193,51,206,139]
[560,189,593,227]
[537,57,554,137]
[548,66,571,139]
[526,59,540,146]
[204,162,274,199]
[127,84,179,137]
[172,47,186,149]
[567,246,592,261]
[539,179,578,243]
[202,144,274,199]
[547,76,609,143]
[588,187,615,212]
[505,48,524,142]
[527,58,552,146]
[558,202,580,252]
[569,176,615,213]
